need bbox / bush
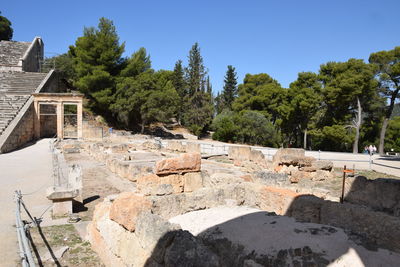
[212,110,280,147]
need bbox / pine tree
[172,60,186,124]
[185,43,206,96]
[172,60,186,99]
[182,43,213,136]
[69,17,125,116]
[221,65,238,110]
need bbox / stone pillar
[57,102,63,139]
[33,100,40,138]
[77,101,83,139]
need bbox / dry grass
[29,224,103,266]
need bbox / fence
[14,190,36,267]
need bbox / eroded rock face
[155,153,201,175]
[109,192,151,232]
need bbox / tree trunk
[379,85,399,155]
[303,128,307,150]
[353,97,362,154]
[141,123,145,134]
[379,118,389,155]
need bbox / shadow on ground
[143,176,400,266]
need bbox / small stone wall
[0,102,35,153]
[21,37,43,72]
[344,176,400,216]
[88,182,400,266]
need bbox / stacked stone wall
[0,102,35,153]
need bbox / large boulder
[109,192,151,232]
[273,148,315,167]
[155,153,201,175]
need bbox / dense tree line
[213,54,399,153]
[44,17,399,153]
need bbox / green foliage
[111,70,179,131]
[319,59,378,125]
[212,110,280,147]
[180,43,214,136]
[283,72,322,146]
[0,12,13,41]
[219,65,238,111]
[120,47,151,77]
[210,110,238,142]
[69,17,125,115]
[385,116,400,152]
[182,91,214,136]
[309,125,355,151]
[185,43,207,95]
[233,73,288,124]
[42,53,75,82]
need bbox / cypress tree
[222,65,238,110]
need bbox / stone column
[57,102,63,139]
[33,100,40,139]
[77,101,83,139]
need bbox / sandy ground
[0,139,54,266]
[169,206,400,266]
[64,150,135,221]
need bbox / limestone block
[203,172,243,187]
[109,192,152,232]
[272,148,304,164]
[86,222,125,267]
[137,174,161,195]
[46,187,79,200]
[228,146,252,161]
[312,160,333,171]
[186,142,201,153]
[160,174,184,193]
[183,172,203,192]
[155,153,201,175]
[135,211,181,263]
[166,140,187,152]
[249,149,267,167]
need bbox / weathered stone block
[155,153,201,175]
[109,192,152,232]
[183,172,203,192]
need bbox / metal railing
[14,191,36,267]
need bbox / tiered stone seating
[0,72,47,135]
[0,41,31,66]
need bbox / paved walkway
[0,139,53,266]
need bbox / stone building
[0,37,83,153]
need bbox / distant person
[364,146,369,154]
[373,145,377,154]
[369,145,373,155]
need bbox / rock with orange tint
[155,153,201,175]
[109,192,151,232]
[240,174,254,182]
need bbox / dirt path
[64,150,136,221]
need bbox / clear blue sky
[2,0,400,91]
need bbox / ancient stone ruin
[54,136,400,266]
